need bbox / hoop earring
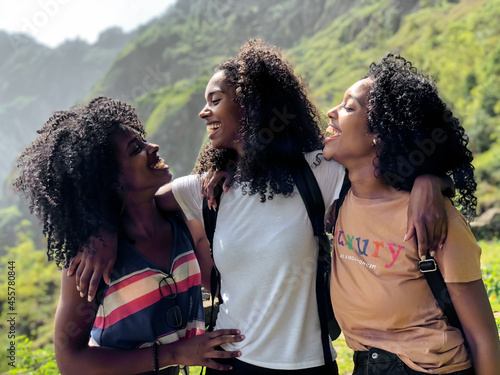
[372,136,380,146]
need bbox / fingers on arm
[427,203,447,254]
[87,269,106,302]
[102,261,114,285]
[203,171,231,210]
[206,175,218,210]
[428,221,443,257]
[77,264,94,298]
[413,220,430,259]
[404,217,415,243]
[409,208,447,258]
[67,252,83,277]
[409,175,449,257]
[76,232,118,299]
[222,177,231,193]
[438,220,448,250]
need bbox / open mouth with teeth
[325,125,341,140]
[150,157,169,170]
[207,122,221,132]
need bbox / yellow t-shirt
[331,190,482,374]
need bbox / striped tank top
[90,213,205,349]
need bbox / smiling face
[323,78,377,169]
[112,125,172,195]
[199,71,244,156]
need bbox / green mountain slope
[2,0,498,209]
[291,0,500,211]
[0,28,134,195]
[91,0,357,100]
[88,0,365,177]
[87,0,499,214]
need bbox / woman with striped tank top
[15,97,244,374]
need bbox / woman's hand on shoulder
[67,231,117,302]
[201,171,233,210]
[407,175,448,259]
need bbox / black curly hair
[365,54,477,221]
[14,97,145,268]
[195,39,324,202]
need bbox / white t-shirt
[172,151,345,369]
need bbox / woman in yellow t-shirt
[323,54,500,375]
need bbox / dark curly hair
[195,39,324,202]
[14,97,145,268]
[366,54,477,221]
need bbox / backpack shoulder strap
[202,178,226,250]
[292,157,325,237]
[419,256,468,348]
[333,176,351,228]
[291,156,339,363]
[202,178,225,332]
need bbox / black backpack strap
[419,256,468,348]
[333,178,351,228]
[202,178,225,332]
[291,156,340,364]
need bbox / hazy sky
[0,0,177,48]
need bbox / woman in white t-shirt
[323,54,500,374]
[70,41,450,374]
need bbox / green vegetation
[0,221,60,373]
[480,239,500,312]
[292,0,500,216]
[7,336,59,375]
[0,28,134,197]
[1,236,498,373]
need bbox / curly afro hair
[195,39,324,202]
[14,97,145,268]
[366,54,477,221]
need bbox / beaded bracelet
[153,342,159,374]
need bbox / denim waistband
[353,348,474,375]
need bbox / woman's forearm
[447,280,500,375]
